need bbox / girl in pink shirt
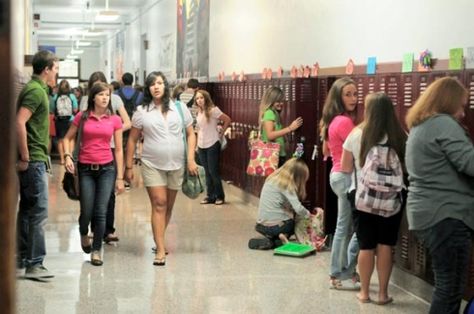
[319,77,360,289]
[195,90,231,205]
[63,82,124,266]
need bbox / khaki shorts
[141,161,185,190]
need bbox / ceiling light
[76,41,92,47]
[66,54,79,60]
[71,49,84,54]
[95,0,120,22]
[96,11,120,22]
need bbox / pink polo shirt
[73,111,122,164]
[327,115,354,173]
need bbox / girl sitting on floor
[248,157,311,250]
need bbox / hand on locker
[288,117,303,132]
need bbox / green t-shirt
[17,76,50,162]
[261,109,286,156]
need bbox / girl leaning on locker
[405,77,474,314]
[259,86,303,167]
[341,92,407,305]
[319,77,360,290]
[195,89,231,205]
[63,82,125,266]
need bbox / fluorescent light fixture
[96,10,120,22]
[76,41,92,47]
[95,0,120,22]
[82,29,103,37]
[66,54,78,59]
[36,28,84,36]
[71,49,84,54]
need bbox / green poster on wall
[449,48,464,70]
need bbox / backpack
[117,89,139,119]
[55,94,73,118]
[355,144,405,216]
[295,207,327,251]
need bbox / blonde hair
[259,86,284,123]
[266,158,309,200]
[195,89,216,120]
[319,77,356,140]
[406,77,467,129]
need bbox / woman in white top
[125,71,198,266]
[195,89,231,205]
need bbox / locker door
[293,78,318,208]
[400,74,415,131]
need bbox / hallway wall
[105,0,474,82]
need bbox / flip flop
[375,297,393,305]
[356,294,371,303]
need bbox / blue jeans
[198,141,225,201]
[17,162,49,268]
[416,219,473,314]
[329,171,359,279]
[255,219,295,241]
[78,163,116,251]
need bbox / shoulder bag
[62,112,88,200]
[175,102,206,199]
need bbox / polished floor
[16,163,433,314]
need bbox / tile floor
[16,163,433,314]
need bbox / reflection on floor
[16,163,431,313]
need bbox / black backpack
[117,88,139,119]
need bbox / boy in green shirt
[16,50,58,280]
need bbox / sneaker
[248,237,273,250]
[329,278,360,290]
[16,267,25,278]
[25,265,54,280]
[124,182,131,191]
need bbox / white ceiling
[33,0,148,48]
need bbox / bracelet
[125,166,133,170]
[64,153,73,160]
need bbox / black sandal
[153,256,166,266]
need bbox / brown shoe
[104,233,119,243]
[81,235,91,254]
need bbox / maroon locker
[399,74,415,131]
[463,70,474,140]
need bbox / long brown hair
[195,89,215,120]
[359,92,407,167]
[319,77,356,140]
[406,77,467,129]
[266,158,309,200]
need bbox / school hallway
[16,163,433,314]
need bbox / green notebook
[273,242,316,257]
